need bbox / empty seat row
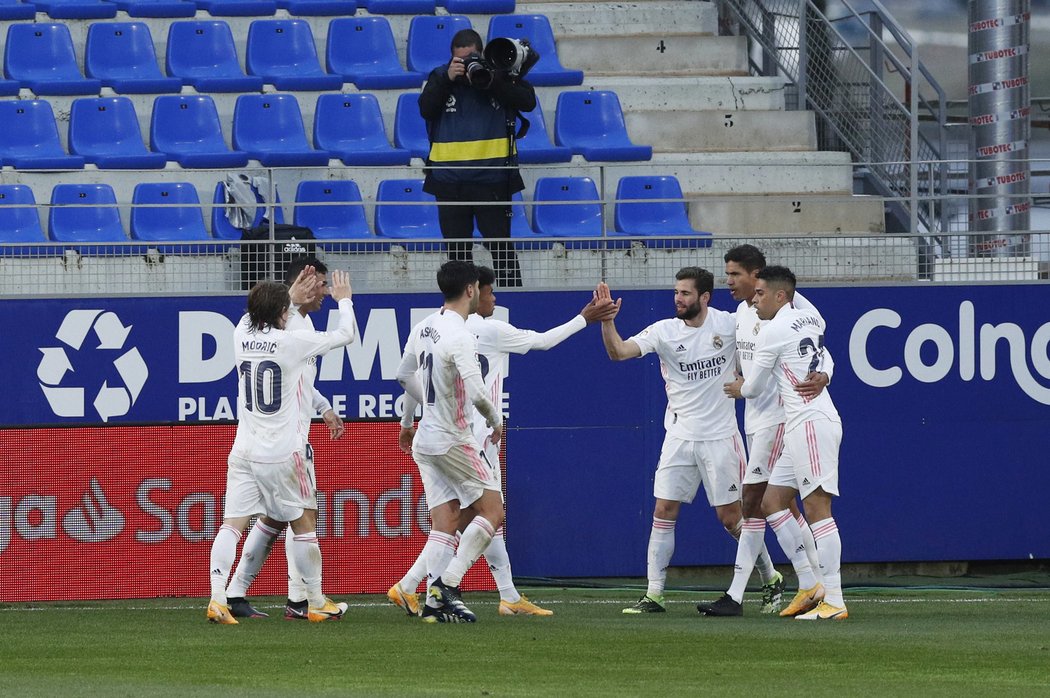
[0,176,709,254]
[0,15,580,98]
[0,90,649,171]
[0,0,512,20]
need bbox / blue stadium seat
[110,0,197,17]
[0,100,86,170]
[554,91,652,161]
[314,94,411,167]
[532,176,603,237]
[48,184,129,253]
[374,179,441,244]
[69,97,168,169]
[447,0,511,12]
[0,78,18,96]
[166,21,265,93]
[246,19,344,91]
[150,95,250,169]
[233,94,332,167]
[4,23,103,96]
[486,15,583,87]
[33,0,116,18]
[0,0,37,20]
[0,184,50,255]
[614,176,710,246]
[131,182,211,253]
[366,0,435,14]
[294,180,372,240]
[393,92,430,160]
[515,98,571,164]
[210,180,285,240]
[277,0,355,15]
[195,0,277,15]
[326,17,425,89]
[406,15,472,74]
[85,22,183,94]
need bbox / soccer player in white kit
[388,266,617,617]
[698,245,830,616]
[224,257,349,621]
[596,267,778,614]
[396,261,504,623]
[737,266,847,620]
[206,268,357,625]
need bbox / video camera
[459,38,540,89]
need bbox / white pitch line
[0,595,1042,612]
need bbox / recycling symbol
[37,310,149,422]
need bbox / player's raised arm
[596,282,639,361]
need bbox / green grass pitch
[2,588,1048,697]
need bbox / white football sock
[767,509,818,589]
[727,519,776,585]
[646,517,676,598]
[797,514,823,584]
[209,524,241,605]
[482,527,520,603]
[726,518,767,603]
[226,519,280,599]
[289,532,324,608]
[440,516,496,588]
[423,531,458,586]
[397,547,430,596]
[810,517,843,606]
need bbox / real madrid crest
[713,336,723,349]
[753,322,761,336]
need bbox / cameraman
[419,29,536,288]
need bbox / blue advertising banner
[4,284,1049,575]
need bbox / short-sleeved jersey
[752,305,840,431]
[286,310,334,446]
[230,299,356,463]
[629,307,738,441]
[402,309,487,456]
[735,289,816,433]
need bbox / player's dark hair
[723,244,766,272]
[437,260,480,301]
[756,265,797,298]
[283,256,327,285]
[247,281,290,331]
[675,266,714,296]
[451,28,483,52]
[477,265,497,289]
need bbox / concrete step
[547,76,788,113]
[558,34,748,76]
[627,109,816,153]
[517,1,719,37]
[687,194,887,235]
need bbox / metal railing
[720,0,952,234]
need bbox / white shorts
[414,441,500,510]
[782,418,841,498]
[653,432,747,507]
[743,424,790,486]
[224,446,316,522]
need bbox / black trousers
[436,185,522,288]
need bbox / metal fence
[1,205,1044,299]
[721,0,952,234]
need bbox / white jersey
[752,305,840,431]
[286,311,334,444]
[735,289,818,433]
[400,309,496,456]
[629,308,738,441]
[465,312,586,440]
[230,298,356,463]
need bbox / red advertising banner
[0,422,497,602]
